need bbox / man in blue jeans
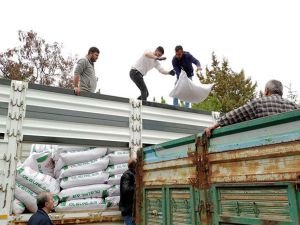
[172,45,202,108]
[119,159,137,225]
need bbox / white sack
[59,184,111,201]
[169,70,212,103]
[106,196,120,209]
[16,166,60,194]
[107,147,129,154]
[15,182,37,213]
[56,198,106,212]
[60,171,109,189]
[53,194,59,207]
[60,147,107,165]
[106,163,127,176]
[54,147,108,173]
[23,152,54,177]
[12,199,26,214]
[58,157,109,178]
[108,151,129,165]
[52,146,89,161]
[107,174,122,185]
[107,185,120,197]
[31,144,57,154]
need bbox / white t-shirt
[132,50,168,76]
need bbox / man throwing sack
[130,46,175,101]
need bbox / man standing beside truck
[119,159,137,225]
[27,192,54,225]
[205,79,299,137]
[74,47,100,95]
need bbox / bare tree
[0,30,77,88]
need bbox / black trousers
[130,69,149,101]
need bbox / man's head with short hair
[36,192,54,213]
[175,45,184,59]
[88,47,100,62]
[154,46,164,57]
[265,80,283,96]
[128,158,137,172]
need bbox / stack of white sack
[106,149,129,186]
[15,165,60,213]
[55,146,111,212]
[104,148,130,209]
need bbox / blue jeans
[173,76,192,108]
[123,215,134,225]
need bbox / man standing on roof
[74,47,100,95]
[27,192,54,225]
[205,79,299,137]
[130,46,175,101]
[172,45,202,108]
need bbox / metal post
[129,99,142,159]
[0,81,27,223]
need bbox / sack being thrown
[169,70,213,103]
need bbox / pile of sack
[14,144,59,214]
[13,144,130,214]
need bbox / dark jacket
[172,51,201,78]
[119,169,135,216]
[27,209,54,225]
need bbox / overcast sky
[1,0,299,103]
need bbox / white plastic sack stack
[58,157,109,178]
[107,174,122,185]
[15,182,37,213]
[23,151,54,177]
[107,185,120,197]
[12,199,26,214]
[16,166,60,194]
[60,171,109,189]
[106,196,120,209]
[107,151,129,165]
[106,163,128,176]
[56,198,106,212]
[59,184,111,202]
[169,70,213,103]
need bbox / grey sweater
[74,57,97,92]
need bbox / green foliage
[0,30,77,88]
[160,96,166,104]
[193,52,257,113]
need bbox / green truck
[137,109,300,225]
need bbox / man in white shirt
[130,46,175,101]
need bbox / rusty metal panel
[143,158,196,186]
[168,188,195,225]
[208,141,300,184]
[211,184,299,225]
[144,189,164,225]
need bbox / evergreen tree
[193,52,257,113]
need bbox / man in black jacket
[119,159,137,225]
[28,192,54,225]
